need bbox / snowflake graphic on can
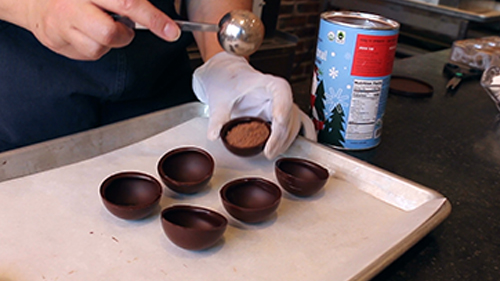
[329,67,339,79]
[324,87,350,120]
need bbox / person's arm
[0,0,181,60]
[188,0,318,159]
[185,0,251,61]
[0,0,31,30]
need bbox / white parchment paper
[0,117,446,281]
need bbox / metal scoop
[114,10,264,57]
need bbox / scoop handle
[173,20,219,32]
[111,14,218,32]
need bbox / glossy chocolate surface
[220,117,271,157]
[220,177,281,223]
[389,76,434,97]
[100,171,163,220]
[275,157,329,197]
[157,147,214,194]
[161,205,228,250]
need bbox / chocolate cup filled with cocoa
[220,117,271,157]
[275,157,329,197]
[161,205,228,250]
[157,147,215,194]
[100,171,163,220]
[220,177,282,223]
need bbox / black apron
[0,0,196,152]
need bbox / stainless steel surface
[131,19,219,33]
[0,106,450,280]
[114,14,219,32]
[412,0,495,12]
[115,10,264,57]
[327,0,466,41]
[356,0,500,22]
[217,9,265,57]
[327,0,500,45]
[173,20,219,32]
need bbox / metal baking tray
[383,0,500,22]
[0,102,451,281]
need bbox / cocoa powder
[226,121,270,148]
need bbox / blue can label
[311,12,399,150]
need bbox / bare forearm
[186,0,251,61]
[1,0,181,60]
[0,0,31,29]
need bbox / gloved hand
[192,51,317,159]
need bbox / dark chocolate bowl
[161,205,228,250]
[220,177,282,223]
[157,147,215,194]
[100,171,163,220]
[220,117,271,157]
[275,157,329,197]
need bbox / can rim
[321,11,400,30]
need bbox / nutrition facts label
[345,79,382,140]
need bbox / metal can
[310,11,399,150]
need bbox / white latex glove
[192,52,317,159]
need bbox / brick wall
[276,0,322,84]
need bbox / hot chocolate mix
[226,121,270,148]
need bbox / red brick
[308,14,321,24]
[295,51,314,62]
[297,2,321,13]
[279,4,295,14]
[276,0,321,84]
[300,39,317,52]
[278,16,308,29]
[295,40,306,51]
[292,26,318,37]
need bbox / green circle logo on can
[336,30,346,44]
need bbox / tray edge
[0,102,208,182]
